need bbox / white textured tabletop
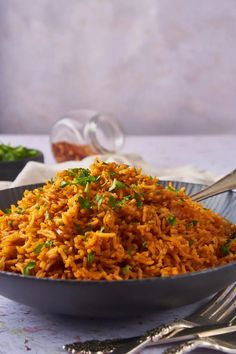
[0,134,235,354]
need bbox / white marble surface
[1,1,236,135]
[0,134,235,354]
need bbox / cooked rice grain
[0,160,236,280]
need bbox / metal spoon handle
[191,169,236,202]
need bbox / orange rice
[0,160,236,280]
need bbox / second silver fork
[63,282,236,354]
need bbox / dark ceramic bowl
[0,181,236,318]
[0,151,44,181]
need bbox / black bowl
[0,181,236,318]
[0,151,44,181]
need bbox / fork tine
[198,283,236,318]
[213,296,236,323]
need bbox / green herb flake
[34,240,53,255]
[34,243,44,255]
[136,200,143,208]
[87,251,95,264]
[35,205,40,210]
[108,179,127,191]
[45,240,54,248]
[109,170,118,177]
[74,223,83,233]
[84,182,90,193]
[134,193,143,208]
[23,261,36,276]
[96,194,104,209]
[108,195,120,208]
[166,185,177,193]
[16,207,24,215]
[142,240,148,249]
[108,195,131,208]
[45,210,52,220]
[167,215,177,226]
[187,220,198,228]
[122,265,132,275]
[188,239,194,247]
[60,180,70,188]
[221,244,229,256]
[4,208,12,215]
[72,169,99,186]
[78,196,90,209]
[49,177,55,184]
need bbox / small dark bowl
[0,151,44,181]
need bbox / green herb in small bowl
[0,143,44,181]
[0,144,39,162]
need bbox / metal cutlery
[165,331,236,354]
[191,168,236,201]
[63,283,236,354]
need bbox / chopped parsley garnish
[49,177,55,184]
[61,169,100,188]
[221,234,236,256]
[34,243,44,255]
[84,182,89,193]
[23,261,36,276]
[78,196,90,209]
[60,180,70,188]
[45,210,52,220]
[188,239,194,247]
[16,207,24,215]
[35,205,40,210]
[4,208,11,214]
[96,194,104,209]
[142,240,148,249]
[122,265,132,275]
[134,193,143,208]
[187,220,198,228]
[166,185,177,193]
[34,240,54,255]
[108,195,120,208]
[109,170,118,177]
[45,240,54,248]
[108,195,132,208]
[87,251,95,264]
[221,244,230,256]
[136,200,143,208]
[167,215,177,226]
[108,179,127,191]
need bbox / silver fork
[63,283,236,354]
[165,328,236,354]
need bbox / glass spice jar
[50,110,125,162]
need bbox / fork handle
[164,338,224,354]
[147,320,193,342]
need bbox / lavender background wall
[0,0,236,135]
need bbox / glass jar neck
[84,113,124,154]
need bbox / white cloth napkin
[0,154,217,190]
